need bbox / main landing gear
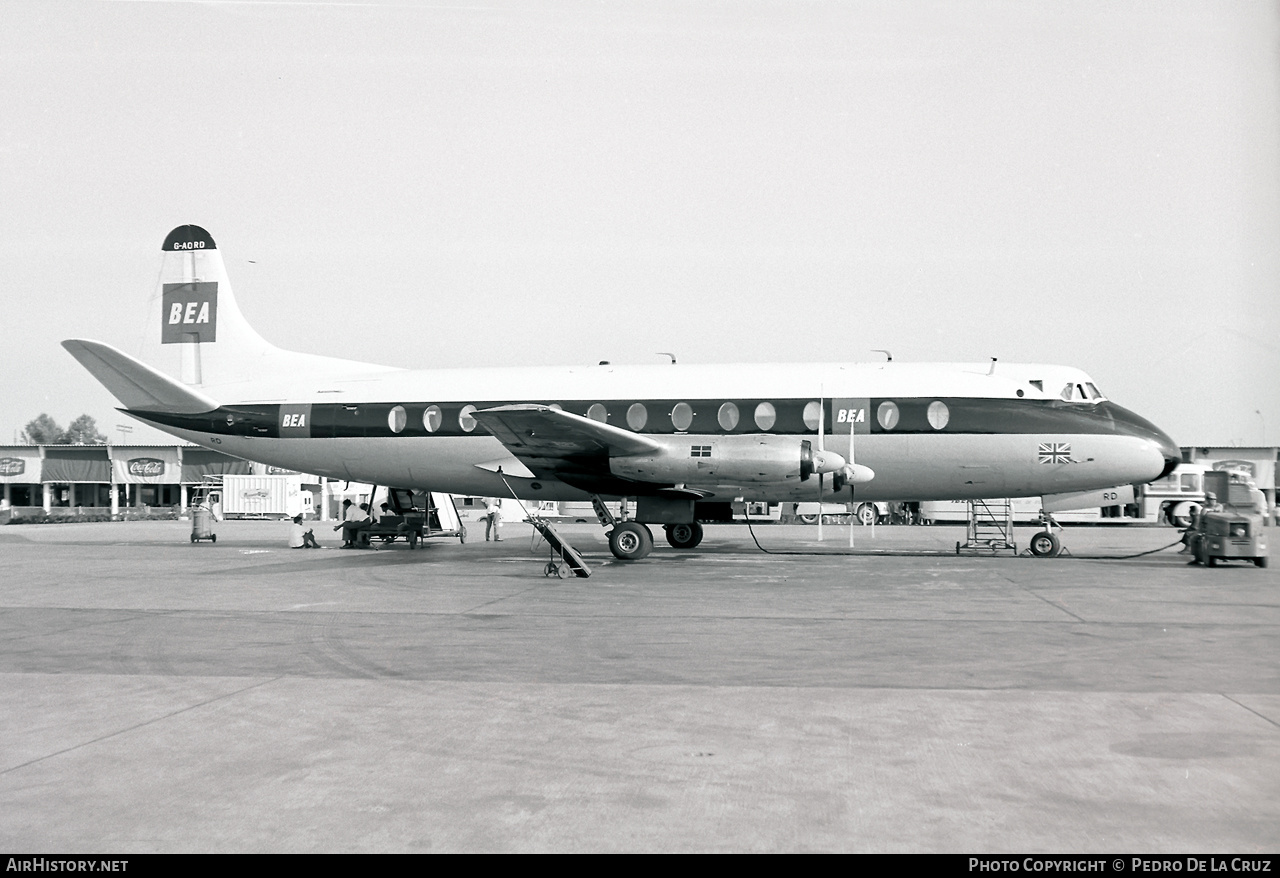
[608,520,653,560]
[664,522,704,550]
[595,496,705,560]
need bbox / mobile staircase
[956,498,1017,555]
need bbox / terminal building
[0,442,1276,524]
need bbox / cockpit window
[1060,382,1102,402]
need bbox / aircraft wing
[470,404,665,481]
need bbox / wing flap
[62,339,220,414]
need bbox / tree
[64,414,107,445]
[20,413,108,445]
[21,414,63,445]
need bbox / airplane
[63,225,1181,560]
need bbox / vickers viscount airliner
[64,225,1180,559]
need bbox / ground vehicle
[351,489,466,549]
[795,501,889,525]
[1186,472,1268,568]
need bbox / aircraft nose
[1101,402,1181,479]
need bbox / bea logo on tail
[161,282,218,344]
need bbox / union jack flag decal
[1039,442,1072,464]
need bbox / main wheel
[1255,557,1268,568]
[408,531,419,549]
[1028,531,1060,557]
[609,521,653,560]
[458,525,467,544]
[664,521,704,549]
[856,503,877,526]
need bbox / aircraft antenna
[657,352,677,364]
[872,349,892,362]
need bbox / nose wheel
[1028,530,1061,557]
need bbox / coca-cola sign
[127,458,165,477]
[0,457,25,476]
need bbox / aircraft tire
[1255,557,1268,568]
[665,522,704,549]
[609,521,653,560]
[1028,531,1060,557]
[856,503,877,526]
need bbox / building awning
[0,446,42,483]
[181,447,251,483]
[41,446,110,483]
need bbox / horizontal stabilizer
[62,339,220,414]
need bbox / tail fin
[68,225,393,405]
[145,224,279,388]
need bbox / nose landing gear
[1028,530,1061,557]
[1026,511,1068,557]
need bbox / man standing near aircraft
[485,498,502,542]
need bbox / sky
[1,0,1277,448]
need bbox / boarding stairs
[495,474,591,578]
[956,498,1017,555]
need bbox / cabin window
[671,402,693,432]
[459,405,478,433]
[627,403,648,430]
[423,405,443,433]
[754,402,777,430]
[1029,380,1043,392]
[587,403,608,423]
[877,401,900,430]
[718,402,740,431]
[388,405,407,434]
[927,400,950,430]
[802,401,821,431]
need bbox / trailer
[220,474,311,519]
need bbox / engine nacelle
[609,435,845,485]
